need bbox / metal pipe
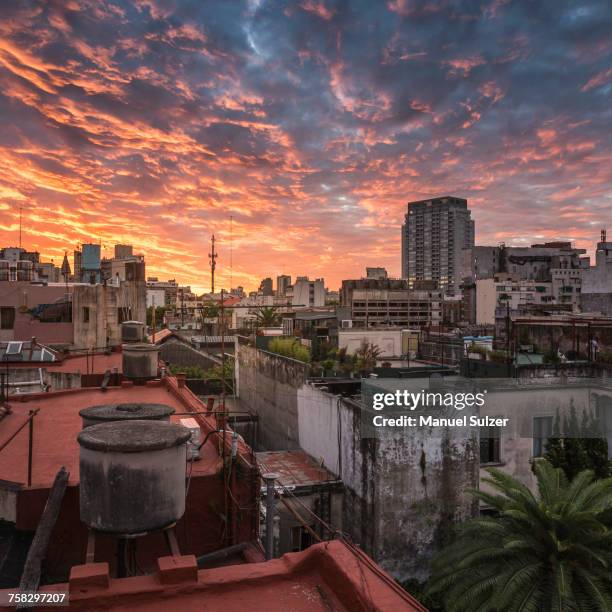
[27,410,34,487]
[0,409,39,454]
[262,473,278,560]
[196,542,247,567]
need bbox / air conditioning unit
[341,320,353,329]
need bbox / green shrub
[268,337,311,363]
[488,350,508,363]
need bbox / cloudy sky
[0,0,610,292]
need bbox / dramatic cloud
[0,0,610,291]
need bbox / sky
[0,0,610,293]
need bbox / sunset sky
[0,1,610,293]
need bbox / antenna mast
[209,234,218,294]
[230,215,233,290]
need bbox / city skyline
[0,1,610,292]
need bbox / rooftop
[5,349,123,374]
[256,450,338,488]
[0,377,244,488]
[32,541,426,611]
[147,328,174,344]
[0,340,58,362]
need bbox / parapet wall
[235,342,308,450]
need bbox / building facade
[292,277,325,308]
[276,275,291,297]
[349,287,442,328]
[401,196,475,296]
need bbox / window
[479,426,501,464]
[533,416,553,457]
[0,307,16,330]
[82,306,90,323]
[290,525,314,553]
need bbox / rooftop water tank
[78,420,190,534]
[121,321,145,343]
[122,343,159,380]
[79,403,175,428]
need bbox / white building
[292,277,325,309]
[146,288,166,309]
[476,274,554,325]
[338,328,418,358]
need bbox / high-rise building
[81,243,101,284]
[73,249,82,281]
[401,196,474,296]
[259,277,274,296]
[276,274,291,297]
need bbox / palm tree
[426,460,612,611]
[253,306,280,328]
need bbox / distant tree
[146,305,167,328]
[426,461,612,611]
[253,306,281,328]
[355,341,382,375]
[200,301,219,319]
[546,405,610,481]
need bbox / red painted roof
[147,328,174,344]
[6,350,123,374]
[48,351,123,374]
[257,450,338,487]
[26,541,426,611]
[0,378,242,488]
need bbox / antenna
[19,205,22,249]
[602,229,607,243]
[209,234,218,294]
[230,215,233,290]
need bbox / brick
[69,562,110,591]
[157,555,198,584]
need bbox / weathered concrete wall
[73,281,146,350]
[480,384,605,494]
[297,384,340,473]
[235,342,308,450]
[296,385,479,583]
[4,367,81,394]
[374,429,479,582]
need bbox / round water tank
[79,403,175,428]
[121,321,145,343]
[122,343,159,380]
[78,420,190,534]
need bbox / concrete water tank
[122,343,159,380]
[121,321,145,343]
[78,420,191,534]
[79,403,175,428]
